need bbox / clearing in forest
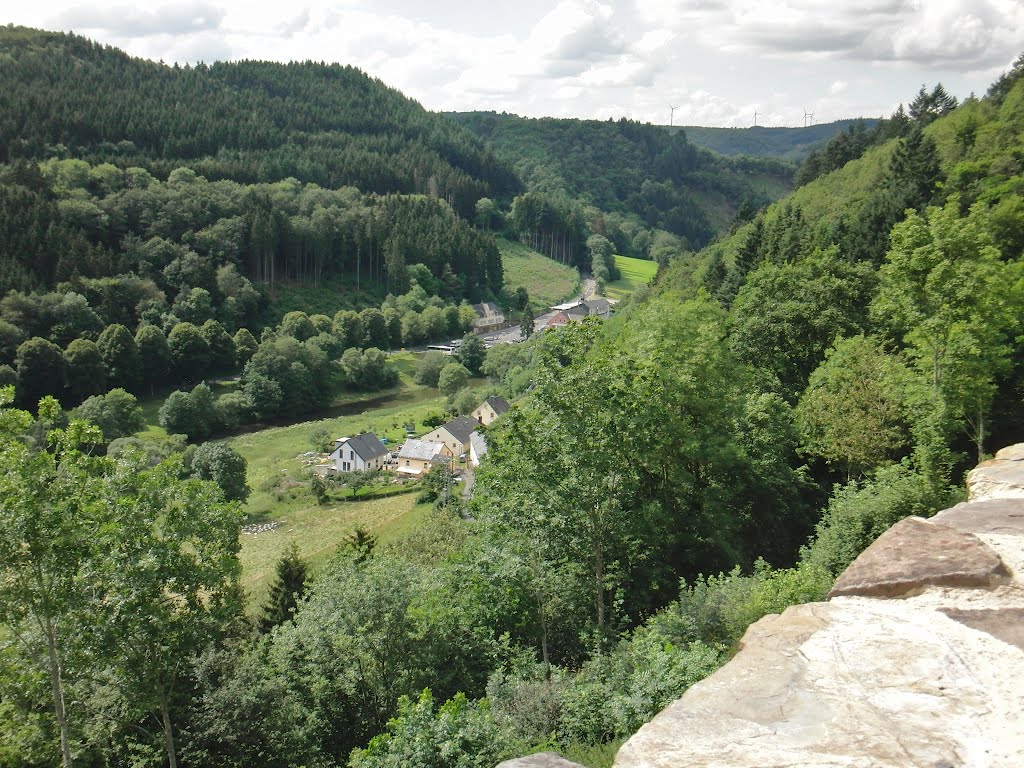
[606,255,658,299]
[498,236,581,310]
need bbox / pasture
[606,255,658,299]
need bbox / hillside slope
[681,119,879,162]
[0,27,519,217]
[450,111,794,249]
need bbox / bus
[426,345,456,355]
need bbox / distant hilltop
[679,119,880,162]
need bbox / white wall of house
[330,443,385,473]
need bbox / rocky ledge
[609,444,1024,768]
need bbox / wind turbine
[752,108,760,127]
[802,108,814,127]
[669,104,679,127]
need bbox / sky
[7,0,1024,127]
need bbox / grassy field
[499,237,581,310]
[227,387,464,607]
[134,351,486,609]
[239,491,433,605]
[606,255,658,300]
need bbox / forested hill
[449,111,794,248]
[0,27,519,215]
[681,119,880,162]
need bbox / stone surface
[940,608,1024,651]
[827,516,1010,598]
[610,444,1024,768]
[496,754,586,768]
[616,597,1024,767]
[967,459,1024,501]
[932,498,1024,536]
[995,444,1024,462]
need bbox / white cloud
[9,0,1023,125]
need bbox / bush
[71,388,144,443]
[801,462,960,577]
[438,362,471,398]
[190,442,250,502]
[415,351,448,387]
[350,690,518,768]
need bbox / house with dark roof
[566,303,589,321]
[472,302,506,332]
[396,439,453,476]
[583,297,611,318]
[329,432,388,473]
[421,415,479,457]
[471,395,510,426]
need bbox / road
[484,275,596,346]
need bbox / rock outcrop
[614,445,1024,768]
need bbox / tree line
[0,27,519,218]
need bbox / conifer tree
[260,543,307,633]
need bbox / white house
[396,439,453,476]
[471,395,510,426]
[421,415,478,457]
[329,432,388,473]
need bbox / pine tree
[259,543,307,632]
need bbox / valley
[0,22,1021,768]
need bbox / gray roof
[331,432,387,461]
[566,303,589,318]
[584,297,611,313]
[473,302,503,317]
[442,415,479,445]
[399,439,446,461]
[484,395,510,415]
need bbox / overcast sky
[7,0,1024,127]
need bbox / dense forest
[681,118,879,162]
[0,27,519,215]
[1,24,1023,768]
[451,111,793,251]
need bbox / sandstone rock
[612,448,1024,768]
[967,457,1024,501]
[615,599,1024,768]
[495,753,586,768]
[940,607,1024,651]
[994,444,1024,462]
[932,498,1024,536]
[827,516,1010,598]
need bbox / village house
[471,395,510,426]
[329,432,388,473]
[472,302,506,332]
[469,431,488,467]
[544,310,570,331]
[421,414,478,457]
[396,439,453,476]
[566,302,589,321]
[547,298,614,327]
[583,297,611,318]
